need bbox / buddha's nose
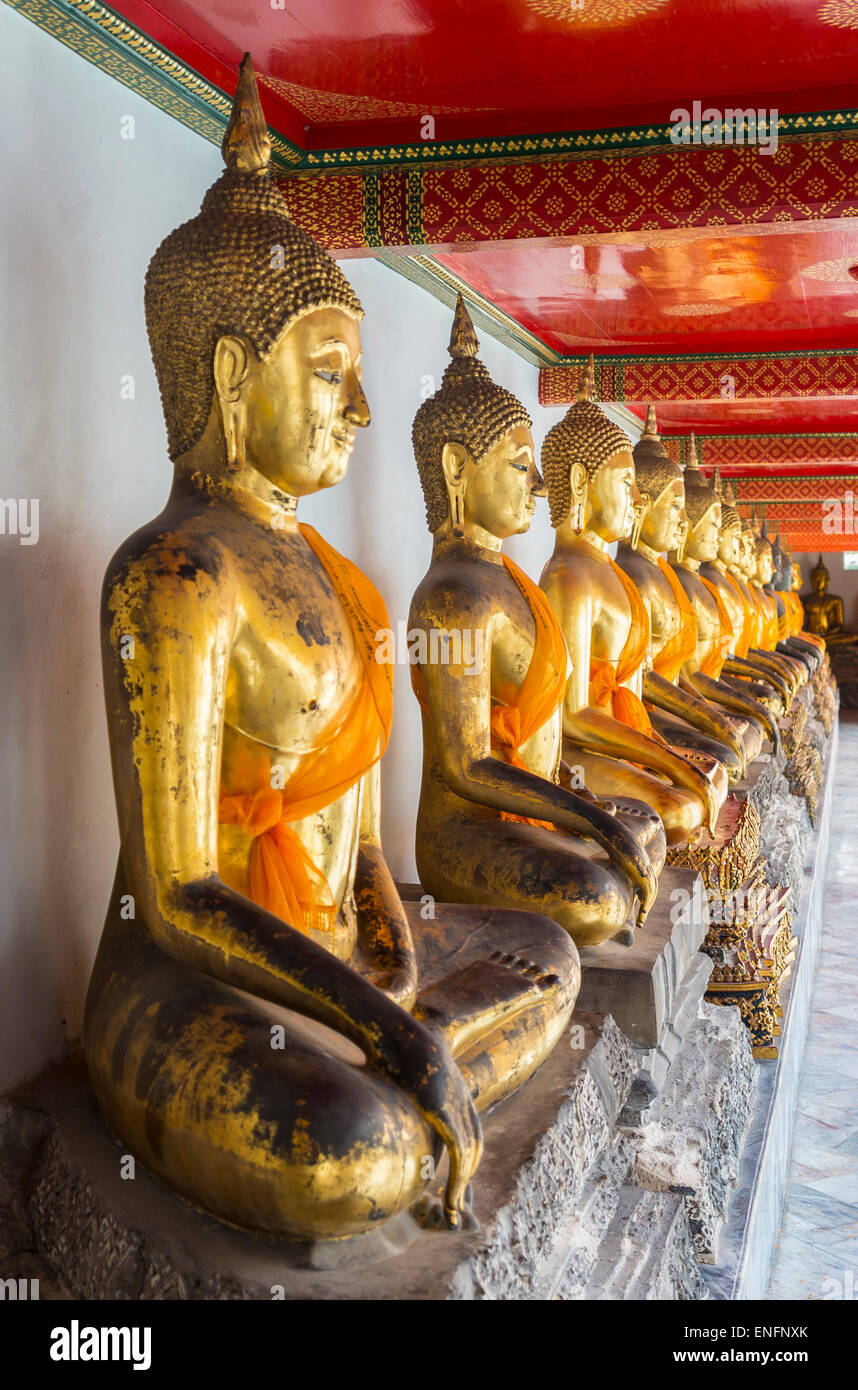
[344,373,371,429]
[529,463,547,496]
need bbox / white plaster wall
[0,4,638,1088]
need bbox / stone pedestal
[577,866,712,1121]
[0,1015,710,1301]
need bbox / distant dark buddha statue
[801,555,858,646]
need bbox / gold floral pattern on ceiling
[818,0,858,29]
[523,0,668,25]
[259,75,492,124]
[662,302,733,316]
[801,256,858,280]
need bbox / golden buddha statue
[749,524,807,697]
[539,375,724,846]
[84,57,581,1243]
[801,555,858,645]
[699,481,786,740]
[768,533,820,673]
[615,405,757,780]
[666,448,786,751]
[713,507,793,711]
[409,302,661,951]
[773,541,824,664]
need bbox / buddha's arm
[680,662,781,749]
[832,596,846,628]
[104,544,480,1219]
[550,578,719,833]
[642,670,746,766]
[353,761,418,1011]
[417,636,657,919]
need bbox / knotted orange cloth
[723,571,752,658]
[218,524,393,938]
[582,542,653,736]
[411,554,567,831]
[651,557,697,683]
[698,576,734,679]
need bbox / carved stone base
[0,1016,712,1301]
[623,1003,756,1263]
[576,867,712,1121]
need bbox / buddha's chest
[488,579,539,700]
[225,544,362,756]
[591,567,632,662]
[646,569,681,647]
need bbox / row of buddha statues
[82,57,831,1248]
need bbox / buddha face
[640,477,685,554]
[685,501,721,564]
[756,546,774,585]
[791,562,802,592]
[221,306,370,496]
[718,519,741,567]
[740,530,755,576]
[585,449,639,543]
[812,567,829,595]
[457,424,543,540]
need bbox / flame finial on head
[221,54,272,175]
[449,293,480,360]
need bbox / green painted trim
[550,349,858,368]
[8,0,858,173]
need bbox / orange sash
[723,571,752,658]
[218,524,393,938]
[775,594,790,642]
[652,556,697,682]
[753,588,779,650]
[585,545,653,736]
[699,576,734,679]
[410,555,567,831]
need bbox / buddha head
[811,556,831,595]
[771,533,788,589]
[680,437,721,563]
[413,297,540,541]
[737,518,757,578]
[631,405,685,553]
[542,357,639,543]
[754,533,775,585]
[791,560,802,592]
[144,55,368,499]
[718,480,742,567]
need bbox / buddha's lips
[331,431,356,451]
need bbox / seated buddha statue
[773,541,824,666]
[801,555,858,645]
[718,515,794,710]
[408,300,662,951]
[699,481,786,737]
[667,448,783,748]
[789,558,826,658]
[614,405,758,780]
[84,57,581,1243]
[539,374,724,846]
[703,489,789,711]
[768,533,819,674]
[748,524,806,697]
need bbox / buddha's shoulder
[102,504,231,602]
[410,555,507,622]
[541,544,609,595]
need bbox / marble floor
[767,712,858,1300]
